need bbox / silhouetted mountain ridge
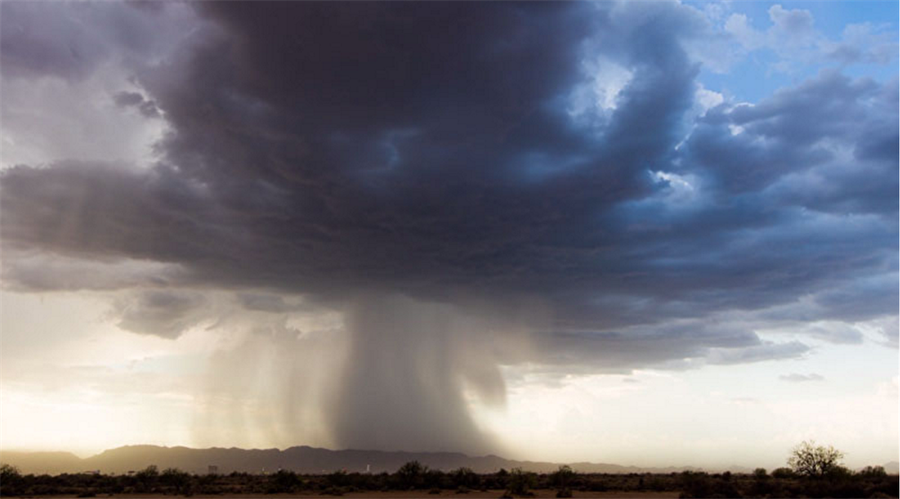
[3,445,701,475]
[7,445,895,476]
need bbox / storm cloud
[1,1,896,453]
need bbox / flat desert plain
[29,493,680,499]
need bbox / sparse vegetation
[451,466,480,490]
[504,467,536,497]
[772,466,795,478]
[550,465,575,498]
[860,466,888,478]
[1,463,21,480]
[0,455,895,498]
[267,469,302,493]
[396,460,428,489]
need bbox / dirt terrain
[32,493,679,499]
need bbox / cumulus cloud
[723,4,898,72]
[826,23,899,66]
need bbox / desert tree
[787,440,845,478]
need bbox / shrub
[550,465,575,489]
[0,464,20,481]
[451,467,480,489]
[825,465,853,480]
[396,461,428,489]
[160,468,191,489]
[328,470,349,488]
[505,468,536,497]
[859,466,888,478]
[136,465,159,481]
[269,470,301,493]
[678,471,711,498]
[771,467,795,479]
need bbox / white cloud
[721,4,897,74]
[725,13,764,50]
[779,373,825,382]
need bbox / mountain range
[2,445,897,476]
[2,445,698,475]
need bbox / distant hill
[2,445,699,475]
[3,446,896,477]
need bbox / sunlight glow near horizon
[1,291,897,468]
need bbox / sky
[0,0,897,470]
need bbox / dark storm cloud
[115,290,207,339]
[113,91,144,107]
[1,254,181,292]
[114,91,161,118]
[237,293,289,313]
[0,1,113,80]
[0,1,193,81]
[519,321,810,374]
[1,2,896,355]
[686,70,899,213]
[4,0,897,455]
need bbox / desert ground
[29,494,679,499]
